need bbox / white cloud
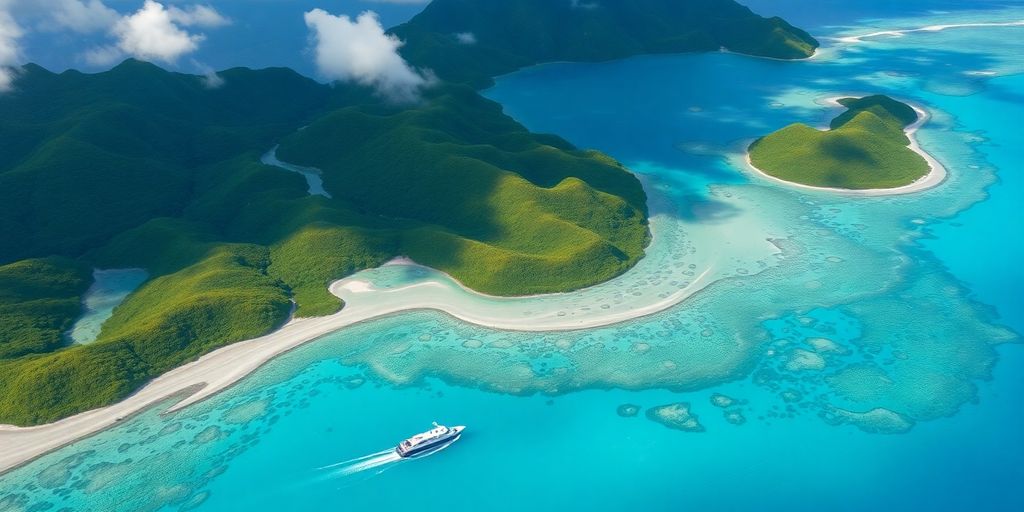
[25,1,226,33]
[304,9,429,103]
[82,43,121,66]
[0,8,21,91]
[192,59,224,89]
[79,1,228,66]
[48,0,119,33]
[112,1,203,64]
[454,32,476,45]
[200,69,224,88]
[168,4,229,28]
[0,0,229,79]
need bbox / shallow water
[66,269,148,345]
[2,5,1023,511]
[260,146,332,198]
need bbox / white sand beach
[830,20,1024,44]
[0,179,787,474]
[742,96,947,196]
[0,255,716,473]
[718,47,821,61]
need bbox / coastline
[0,200,738,475]
[718,46,821,62]
[830,20,1024,44]
[0,40,828,479]
[742,96,947,196]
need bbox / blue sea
[2,3,1023,511]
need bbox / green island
[393,0,819,87]
[0,63,646,425]
[748,95,931,190]
[0,0,815,426]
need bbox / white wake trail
[315,449,394,470]
[332,451,403,476]
[318,438,459,480]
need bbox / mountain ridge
[393,0,819,87]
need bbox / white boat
[395,422,465,458]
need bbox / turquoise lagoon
[2,6,1024,511]
[66,269,149,345]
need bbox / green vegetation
[268,224,395,316]
[393,0,819,87]
[748,95,930,189]
[96,245,292,376]
[0,258,90,360]
[0,64,647,425]
[0,246,292,424]
[277,86,648,297]
[829,95,919,128]
[0,60,363,261]
[0,0,818,424]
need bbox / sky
[1,0,1019,98]
[0,0,430,79]
[0,0,440,100]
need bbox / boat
[395,422,465,458]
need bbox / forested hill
[0,61,648,425]
[0,0,818,425]
[748,95,929,189]
[393,0,820,87]
[0,60,366,262]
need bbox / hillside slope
[749,95,929,189]
[393,0,819,87]
[0,62,648,425]
[0,0,819,425]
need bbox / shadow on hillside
[487,42,1007,225]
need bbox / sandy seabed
[0,170,785,473]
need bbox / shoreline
[830,20,1024,44]
[0,253,713,475]
[0,44,816,476]
[718,46,821,62]
[742,95,947,196]
[0,185,731,475]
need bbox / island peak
[748,94,938,192]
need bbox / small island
[0,1,820,428]
[748,95,936,191]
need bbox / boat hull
[395,426,464,458]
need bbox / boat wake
[317,440,459,480]
[330,450,403,476]
[316,449,394,471]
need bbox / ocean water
[2,5,1024,512]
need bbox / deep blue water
[2,4,1024,512]
[13,0,1023,75]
